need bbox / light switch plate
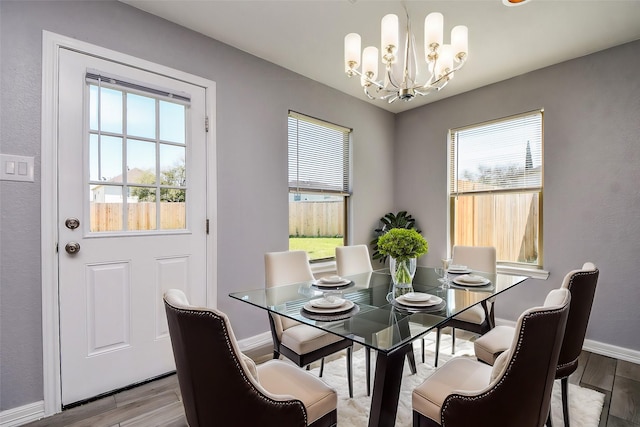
[0,154,35,182]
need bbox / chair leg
[451,328,456,354]
[319,358,325,376]
[407,348,417,375]
[546,407,553,427]
[273,350,280,359]
[365,348,371,396]
[347,347,353,398]
[434,328,442,368]
[561,377,570,427]
[421,338,425,363]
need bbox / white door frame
[40,30,217,416]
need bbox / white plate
[396,295,443,307]
[303,299,355,314]
[402,292,432,302]
[452,275,491,287]
[312,279,352,287]
[447,268,471,274]
[318,275,345,284]
[309,297,345,309]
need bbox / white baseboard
[582,339,640,365]
[495,317,640,365]
[0,401,45,427]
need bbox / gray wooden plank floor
[23,348,640,427]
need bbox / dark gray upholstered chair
[164,289,338,427]
[412,288,570,427]
[265,250,354,398]
[474,262,599,426]
[424,245,497,367]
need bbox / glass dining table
[229,266,528,427]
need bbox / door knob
[65,242,81,255]
[65,218,80,230]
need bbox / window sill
[497,265,549,280]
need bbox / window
[87,71,190,232]
[449,110,543,267]
[288,111,351,261]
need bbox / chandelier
[344,7,468,103]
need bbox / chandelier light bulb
[451,25,468,61]
[381,14,399,63]
[437,44,454,80]
[424,12,444,57]
[344,33,362,74]
[362,46,379,84]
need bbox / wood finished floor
[24,346,640,427]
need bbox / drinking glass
[435,264,450,288]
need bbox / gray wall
[0,0,395,410]
[2,0,639,415]
[395,40,640,350]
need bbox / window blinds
[86,69,191,105]
[450,110,543,194]
[288,111,351,195]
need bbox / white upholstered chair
[164,289,338,427]
[425,245,497,367]
[265,250,355,398]
[335,244,374,395]
[335,244,373,277]
[413,288,571,427]
[474,262,599,427]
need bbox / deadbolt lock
[65,218,80,230]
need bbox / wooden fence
[90,202,186,231]
[454,192,539,263]
[289,201,344,237]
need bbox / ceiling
[121,0,640,114]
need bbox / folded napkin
[457,274,486,284]
[448,264,468,271]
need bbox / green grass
[289,237,344,261]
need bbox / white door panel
[58,48,208,405]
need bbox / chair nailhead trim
[439,305,567,427]
[167,304,308,425]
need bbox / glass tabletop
[229,266,528,354]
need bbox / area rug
[309,334,604,427]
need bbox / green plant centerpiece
[370,211,421,264]
[377,228,428,290]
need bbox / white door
[57,48,209,405]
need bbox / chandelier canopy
[344,7,468,103]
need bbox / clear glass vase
[390,257,417,298]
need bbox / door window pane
[160,144,186,186]
[128,187,157,231]
[90,184,123,232]
[160,190,186,230]
[100,88,123,134]
[127,94,156,139]
[127,139,156,184]
[159,101,185,144]
[100,136,123,183]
